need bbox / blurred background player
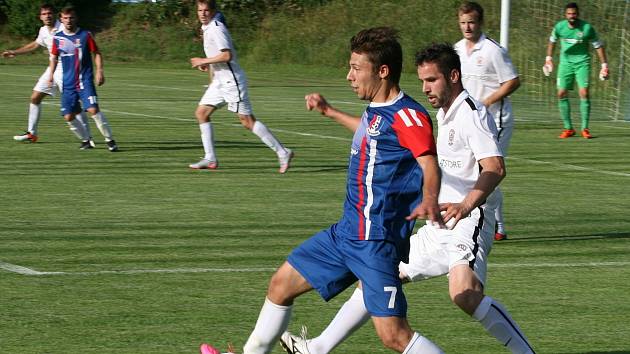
[49,6,118,151]
[454,1,520,241]
[200,26,444,354]
[280,42,535,354]
[2,3,92,144]
[543,2,609,139]
[189,0,292,173]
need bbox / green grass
[1,62,630,353]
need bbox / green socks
[580,98,590,130]
[559,98,572,129]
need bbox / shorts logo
[456,244,468,252]
[366,114,382,136]
[448,129,455,146]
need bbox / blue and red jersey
[337,91,436,243]
[51,28,98,91]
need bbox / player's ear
[449,69,460,84]
[378,64,390,80]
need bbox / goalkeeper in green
[543,2,608,139]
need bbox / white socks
[243,298,292,354]
[492,187,505,234]
[199,122,216,162]
[473,296,534,354]
[77,112,92,139]
[252,121,287,156]
[92,112,113,141]
[67,119,89,141]
[28,103,41,135]
[402,332,444,354]
[309,288,370,354]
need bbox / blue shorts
[60,83,98,116]
[287,224,407,317]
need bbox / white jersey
[35,21,64,60]
[455,34,518,129]
[201,20,247,89]
[436,90,502,205]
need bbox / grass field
[1,62,630,354]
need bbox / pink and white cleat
[278,149,294,174]
[200,343,235,354]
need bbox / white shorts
[199,78,252,115]
[399,206,495,286]
[496,123,513,157]
[33,67,62,96]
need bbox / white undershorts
[400,206,495,286]
[199,78,252,115]
[33,66,62,96]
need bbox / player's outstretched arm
[2,41,40,58]
[407,154,442,225]
[440,156,505,227]
[304,93,361,132]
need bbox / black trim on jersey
[465,97,477,111]
[468,206,484,270]
[226,62,243,102]
[213,21,219,26]
[487,36,503,49]
[492,303,537,353]
[496,98,505,141]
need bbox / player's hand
[437,202,471,230]
[406,198,443,226]
[542,56,553,76]
[47,76,54,87]
[2,50,15,58]
[305,93,330,115]
[197,64,209,72]
[190,57,207,68]
[96,70,105,86]
[599,63,609,81]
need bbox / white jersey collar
[369,90,404,108]
[437,90,470,123]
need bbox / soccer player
[189,0,293,173]
[2,3,92,144]
[279,43,535,354]
[543,2,609,139]
[49,6,118,151]
[200,27,445,354]
[455,1,521,241]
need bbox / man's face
[418,62,451,109]
[39,8,55,27]
[565,7,578,25]
[458,11,482,42]
[346,52,381,101]
[60,11,78,31]
[197,3,212,25]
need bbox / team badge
[476,56,484,65]
[448,129,455,146]
[75,38,81,46]
[366,114,382,136]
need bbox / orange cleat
[558,129,576,139]
[581,129,593,139]
[494,232,507,241]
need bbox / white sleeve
[492,47,518,84]
[209,23,231,52]
[35,27,46,47]
[465,108,502,161]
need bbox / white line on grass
[507,156,630,177]
[1,260,629,276]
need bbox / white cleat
[278,149,294,174]
[189,158,218,170]
[279,326,311,354]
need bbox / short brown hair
[458,1,484,23]
[60,6,76,16]
[350,27,403,84]
[197,0,217,10]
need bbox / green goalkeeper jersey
[550,19,602,64]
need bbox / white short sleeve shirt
[201,20,246,88]
[455,34,518,127]
[436,90,502,204]
[35,21,64,60]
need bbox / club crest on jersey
[366,115,383,136]
[476,56,484,65]
[448,129,455,146]
[74,38,81,46]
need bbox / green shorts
[557,61,591,90]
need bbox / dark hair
[458,1,484,23]
[350,27,403,84]
[60,6,76,15]
[415,42,461,81]
[40,3,55,13]
[565,2,579,11]
[197,0,217,10]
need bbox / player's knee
[239,115,255,130]
[557,91,568,99]
[30,92,44,104]
[450,288,483,316]
[266,265,298,306]
[376,329,407,352]
[194,106,211,122]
